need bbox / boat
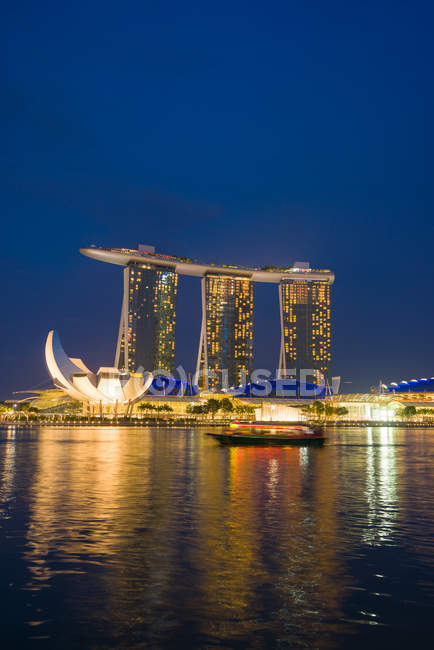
[207,420,325,446]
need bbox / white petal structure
[45,330,153,405]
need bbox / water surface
[1,425,433,648]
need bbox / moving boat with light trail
[207,421,325,446]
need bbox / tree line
[186,397,255,417]
[0,398,255,421]
[302,400,348,419]
[397,405,434,419]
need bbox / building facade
[196,275,254,390]
[116,263,178,374]
[278,274,331,384]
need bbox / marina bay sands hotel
[81,246,334,390]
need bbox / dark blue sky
[2,0,433,399]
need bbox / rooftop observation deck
[80,247,335,284]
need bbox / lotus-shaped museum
[45,330,153,409]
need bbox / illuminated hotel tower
[278,266,331,383]
[80,247,334,386]
[116,262,178,374]
[196,274,254,390]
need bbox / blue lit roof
[147,377,199,397]
[228,378,332,399]
[386,377,434,393]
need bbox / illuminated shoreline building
[115,255,178,374]
[196,274,254,390]
[278,264,331,383]
[44,330,153,416]
[81,246,334,389]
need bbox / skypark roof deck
[80,246,334,284]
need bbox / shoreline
[1,420,434,429]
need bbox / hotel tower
[196,274,254,390]
[114,246,178,374]
[278,270,331,384]
[81,246,334,388]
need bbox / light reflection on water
[1,425,434,648]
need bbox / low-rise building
[328,393,434,421]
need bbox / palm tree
[399,405,417,419]
[137,402,154,416]
[0,405,10,421]
[220,397,234,414]
[335,406,348,418]
[205,398,221,419]
[324,403,335,419]
[311,400,325,419]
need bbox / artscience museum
[45,330,153,415]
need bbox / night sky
[2,0,433,400]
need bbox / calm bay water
[0,425,433,649]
